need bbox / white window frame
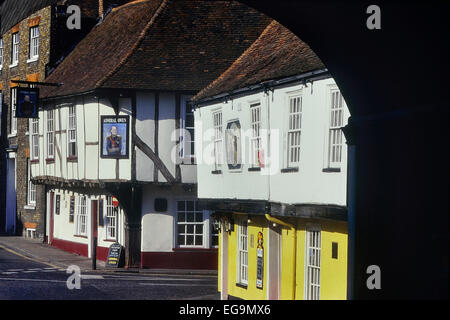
[27,159,36,206]
[67,105,77,158]
[0,38,3,69]
[10,88,17,135]
[28,25,40,62]
[287,94,302,167]
[10,32,19,67]
[213,110,223,169]
[46,109,55,159]
[180,100,195,161]
[176,200,205,248]
[30,118,39,160]
[105,196,117,241]
[304,225,321,300]
[76,196,87,236]
[327,89,345,168]
[237,217,249,286]
[250,102,262,168]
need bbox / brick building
[0,0,129,238]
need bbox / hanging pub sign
[100,115,129,159]
[226,120,242,170]
[256,231,264,289]
[15,87,39,118]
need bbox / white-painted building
[31,0,271,268]
[192,21,350,300]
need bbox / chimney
[99,0,104,19]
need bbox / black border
[100,115,130,159]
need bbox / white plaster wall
[195,77,349,206]
[140,185,212,252]
[136,92,156,181]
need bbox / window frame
[212,109,223,170]
[11,32,19,66]
[67,105,77,158]
[304,225,321,300]
[327,89,345,169]
[30,117,39,160]
[176,200,205,248]
[105,196,118,241]
[10,87,17,135]
[46,109,55,159]
[180,100,195,161]
[250,102,262,168]
[28,25,40,61]
[75,195,87,236]
[0,38,3,68]
[286,94,303,168]
[236,217,249,286]
[27,159,36,206]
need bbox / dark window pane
[195,235,203,246]
[187,224,194,234]
[186,235,194,245]
[178,212,185,222]
[195,212,202,222]
[195,224,203,234]
[177,224,185,234]
[177,201,185,211]
[186,213,194,222]
[178,235,185,246]
[186,201,194,211]
[212,235,218,247]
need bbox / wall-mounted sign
[226,120,242,170]
[55,195,60,215]
[69,196,75,222]
[106,242,123,268]
[15,87,39,118]
[256,231,264,289]
[100,115,129,159]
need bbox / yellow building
[214,212,347,300]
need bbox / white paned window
[31,118,39,160]
[250,103,261,167]
[181,101,195,160]
[287,96,302,166]
[29,26,40,60]
[27,159,36,206]
[11,32,19,65]
[76,196,87,236]
[305,227,321,300]
[47,110,54,158]
[67,106,77,157]
[328,90,344,167]
[10,88,17,134]
[177,200,204,247]
[0,38,3,67]
[213,110,223,169]
[237,218,248,285]
[106,196,117,240]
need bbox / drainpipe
[264,213,297,300]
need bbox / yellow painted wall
[218,215,347,300]
[223,214,268,300]
[280,218,348,300]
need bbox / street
[0,246,219,300]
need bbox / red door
[49,192,54,244]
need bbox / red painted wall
[141,249,218,270]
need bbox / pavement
[0,236,218,276]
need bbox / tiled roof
[40,0,271,99]
[192,20,326,102]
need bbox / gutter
[264,213,297,300]
[193,68,330,108]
